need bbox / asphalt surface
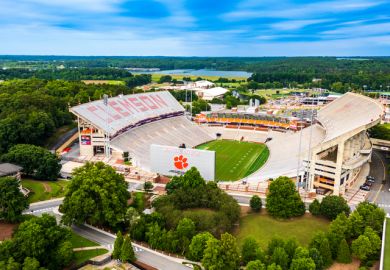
[367,150,390,213]
[26,200,189,270]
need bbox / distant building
[196,87,228,100]
[188,80,214,89]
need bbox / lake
[132,69,252,78]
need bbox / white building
[187,80,214,89]
[196,87,228,101]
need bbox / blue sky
[1,0,390,56]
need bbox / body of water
[132,69,252,78]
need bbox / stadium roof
[317,92,383,143]
[242,92,384,183]
[70,91,184,135]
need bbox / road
[367,150,390,214]
[26,200,189,270]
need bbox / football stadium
[69,91,383,196]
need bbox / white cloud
[222,0,384,20]
[271,19,329,31]
[322,22,390,37]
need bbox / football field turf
[196,140,269,181]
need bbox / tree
[165,167,206,194]
[290,258,316,270]
[55,241,74,267]
[354,202,385,234]
[125,207,141,229]
[336,239,352,264]
[144,181,154,193]
[294,247,310,259]
[176,218,196,255]
[220,233,240,270]
[113,231,124,259]
[22,257,41,270]
[351,235,371,261]
[266,176,305,218]
[202,238,224,270]
[61,162,130,227]
[242,237,264,264]
[158,75,172,83]
[0,177,28,222]
[270,247,289,270]
[8,214,73,269]
[309,232,332,268]
[250,195,262,212]
[308,199,321,216]
[268,236,285,256]
[2,144,61,180]
[188,232,214,261]
[319,195,350,220]
[329,212,352,241]
[284,238,298,261]
[308,248,324,270]
[267,263,283,270]
[247,260,266,270]
[120,235,135,263]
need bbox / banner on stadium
[150,144,215,181]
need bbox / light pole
[103,94,111,159]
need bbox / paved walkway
[73,246,106,251]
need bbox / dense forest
[1,56,390,92]
[0,79,144,154]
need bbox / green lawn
[70,232,99,248]
[196,140,269,181]
[21,179,69,203]
[73,249,108,265]
[235,213,330,249]
[384,218,390,270]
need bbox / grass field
[73,249,108,265]
[384,218,390,270]
[70,232,99,248]
[196,140,269,181]
[21,179,69,203]
[235,213,330,249]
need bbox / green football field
[196,140,269,181]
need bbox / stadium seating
[200,126,268,143]
[111,116,214,170]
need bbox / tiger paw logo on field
[174,155,188,170]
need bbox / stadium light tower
[103,94,111,159]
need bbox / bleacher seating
[111,116,214,170]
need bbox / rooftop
[0,163,22,177]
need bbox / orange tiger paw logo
[174,155,188,170]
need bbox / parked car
[367,178,375,183]
[365,181,372,186]
[366,175,375,181]
[360,185,370,191]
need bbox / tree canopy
[0,214,73,270]
[266,176,305,218]
[0,177,29,222]
[61,162,130,228]
[2,144,61,180]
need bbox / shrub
[319,196,350,220]
[250,195,262,212]
[336,239,352,264]
[309,199,321,216]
